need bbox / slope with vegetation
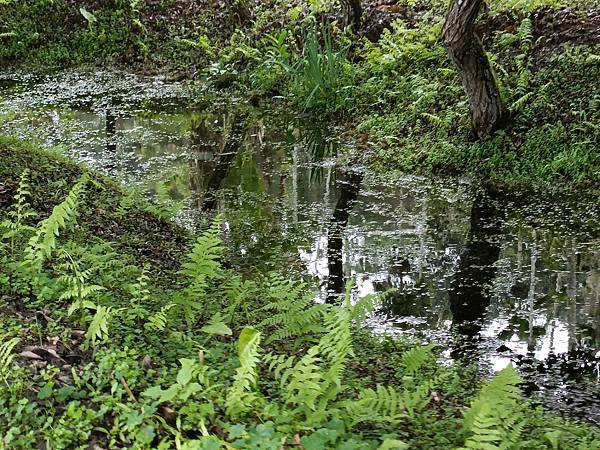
[1,138,600,449]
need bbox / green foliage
[84,305,114,349]
[291,25,354,112]
[460,365,526,450]
[258,274,326,344]
[401,344,436,376]
[176,218,224,328]
[226,327,262,418]
[1,147,599,448]
[342,383,431,427]
[23,173,89,273]
[0,335,20,386]
[0,169,37,257]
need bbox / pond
[1,70,599,423]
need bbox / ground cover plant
[1,138,600,449]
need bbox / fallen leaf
[20,350,43,360]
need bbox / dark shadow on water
[449,186,507,360]
[326,169,363,303]
[187,113,248,212]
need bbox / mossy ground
[0,136,191,276]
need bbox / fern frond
[0,336,20,386]
[462,404,504,450]
[23,174,89,271]
[258,273,325,344]
[461,365,525,450]
[319,298,353,394]
[350,293,380,323]
[223,276,256,324]
[145,303,176,332]
[177,218,223,328]
[1,169,37,253]
[180,218,223,287]
[279,346,325,413]
[226,327,262,418]
[84,306,113,349]
[342,382,430,426]
[401,344,435,376]
[517,18,533,52]
[511,92,533,112]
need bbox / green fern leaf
[226,327,262,418]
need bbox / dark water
[1,71,599,423]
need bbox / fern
[23,173,89,272]
[319,294,354,395]
[463,404,505,450]
[511,92,533,112]
[177,218,223,328]
[57,249,106,325]
[0,335,20,387]
[271,287,357,422]
[460,365,525,450]
[180,219,223,286]
[349,292,380,323]
[342,382,431,427]
[401,344,435,376]
[226,327,262,418]
[129,265,151,322]
[200,312,232,336]
[278,345,325,415]
[145,303,176,332]
[517,18,533,53]
[0,169,37,256]
[223,275,256,325]
[258,273,326,344]
[84,305,114,349]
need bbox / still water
[1,71,598,422]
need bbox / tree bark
[341,0,362,31]
[442,0,508,137]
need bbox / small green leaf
[237,327,259,358]
[142,385,163,399]
[159,384,180,403]
[177,358,196,385]
[180,382,202,400]
[37,382,54,400]
[301,428,338,450]
[79,7,96,24]
[201,321,232,336]
[378,439,409,450]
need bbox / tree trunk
[442,0,508,137]
[341,0,362,31]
